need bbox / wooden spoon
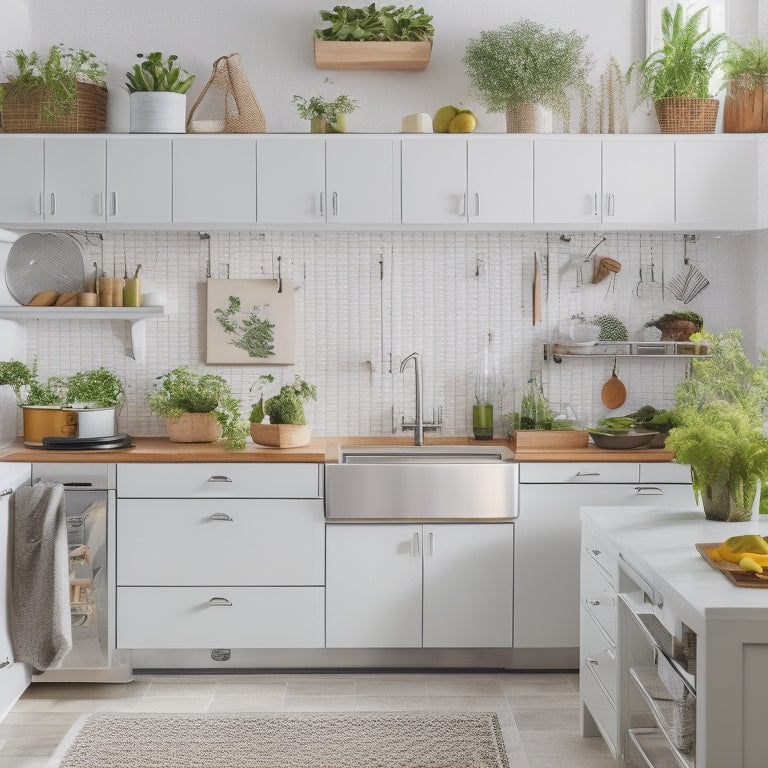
[601,361,627,409]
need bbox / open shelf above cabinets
[545,341,710,363]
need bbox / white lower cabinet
[325,522,514,648]
[115,463,325,650]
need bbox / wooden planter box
[0,80,107,133]
[724,79,768,132]
[314,39,432,71]
[513,429,589,450]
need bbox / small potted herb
[292,86,358,133]
[59,367,125,439]
[125,52,195,133]
[722,37,768,132]
[0,44,107,132]
[249,374,317,448]
[463,19,593,132]
[314,4,434,71]
[148,366,248,450]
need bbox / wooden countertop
[0,434,677,463]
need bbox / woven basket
[654,97,719,133]
[0,80,107,133]
[250,423,311,448]
[166,413,222,443]
[505,102,553,133]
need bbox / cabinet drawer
[638,462,691,484]
[580,655,617,755]
[117,499,324,586]
[117,586,324,648]
[582,554,617,641]
[117,463,322,498]
[519,463,638,483]
[581,607,617,700]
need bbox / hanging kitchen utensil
[532,252,542,325]
[592,256,621,284]
[601,359,627,410]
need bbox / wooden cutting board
[696,543,768,587]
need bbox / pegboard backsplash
[14,229,749,438]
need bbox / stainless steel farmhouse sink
[325,445,518,521]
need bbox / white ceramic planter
[130,91,187,133]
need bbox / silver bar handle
[210,512,234,522]
[0,488,12,497]
[412,531,421,557]
[634,486,664,496]
[97,192,104,217]
[593,192,599,217]
[471,192,480,217]
[586,657,598,666]
[207,475,233,483]
[111,191,118,217]
[576,471,601,477]
[50,192,56,216]
[429,531,435,556]
[459,193,467,216]
[586,599,600,606]
[607,192,615,217]
[332,191,339,216]
[207,597,233,607]
[0,659,10,669]
[34,191,42,216]
[318,192,325,216]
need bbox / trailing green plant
[665,330,768,512]
[722,37,768,88]
[125,52,195,94]
[462,19,593,127]
[314,4,434,41]
[0,359,64,406]
[250,374,317,426]
[1,44,106,121]
[148,366,248,450]
[292,91,358,124]
[627,3,726,103]
[61,368,125,409]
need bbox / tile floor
[0,671,616,768]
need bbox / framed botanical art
[206,278,295,365]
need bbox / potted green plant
[627,3,725,133]
[314,4,434,71]
[462,19,594,133]
[665,330,768,521]
[721,37,768,132]
[58,367,125,439]
[148,366,248,450]
[292,87,358,133]
[125,52,195,133]
[249,374,317,448]
[0,44,107,132]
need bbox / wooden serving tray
[696,543,768,588]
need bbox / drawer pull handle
[210,512,234,522]
[586,656,598,665]
[634,486,664,495]
[575,471,600,477]
[0,658,10,669]
[208,475,233,483]
[207,597,233,607]
[587,599,600,606]
[0,488,12,498]
[591,549,602,556]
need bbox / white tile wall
[18,229,753,438]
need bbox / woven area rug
[46,711,509,768]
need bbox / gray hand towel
[11,482,72,672]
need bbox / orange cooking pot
[22,406,76,446]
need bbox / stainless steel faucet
[400,351,442,446]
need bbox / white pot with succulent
[126,52,195,133]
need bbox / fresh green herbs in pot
[125,52,195,93]
[250,374,317,425]
[148,366,248,450]
[60,368,125,409]
[722,37,768,88]
[314,5,434,42]
[292,90,358,131]
[0,359,64,406]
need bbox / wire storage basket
[654,97,719,133]
[0,79,108,133]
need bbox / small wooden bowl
[250,423,311,448]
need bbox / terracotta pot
[166,412,222,443]
[22,405,75,446]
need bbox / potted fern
[125,52,195,133]
[249,374,317,448]
[292,89,358,133]
[722,37,768,132]
[462,19,593,133]
[627,3,725,133]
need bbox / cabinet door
[173,138,256,224]
[534,139,602,223]
[257,138,325,224]
[325,523,422,648]
[468,139,533,223]
[602,140,674,225]
[45,137,106,224]
[675,138,757,229]
[0,137,44,224]
[107,138,172,224]
[401,139,467,224]
[423,523,514,647]
[326,139,396,224]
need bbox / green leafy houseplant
[0,44,106,122]
[125,52,195,93]
[462,19,593,132]
[60,368,125,409]
[0,359,63,406]
[721,37,768,132]
[250,375,317,425]
[292,89,358,132]
[665,330,768,520]
[314,4,434,41]
[148,367,248,450]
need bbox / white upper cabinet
[601,139,675,226]
[107,138,172,224]
[44,137,106,224]
[534,139,603,224]
[173,137,256,224]
[0,137,45,224]
[675,137,758,230]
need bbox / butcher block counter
[0,435,676,463]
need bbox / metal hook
[200,232,211,278]
[277,254,283,293]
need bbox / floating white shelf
[0,306,165,363]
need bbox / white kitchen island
[580,505,768,768]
